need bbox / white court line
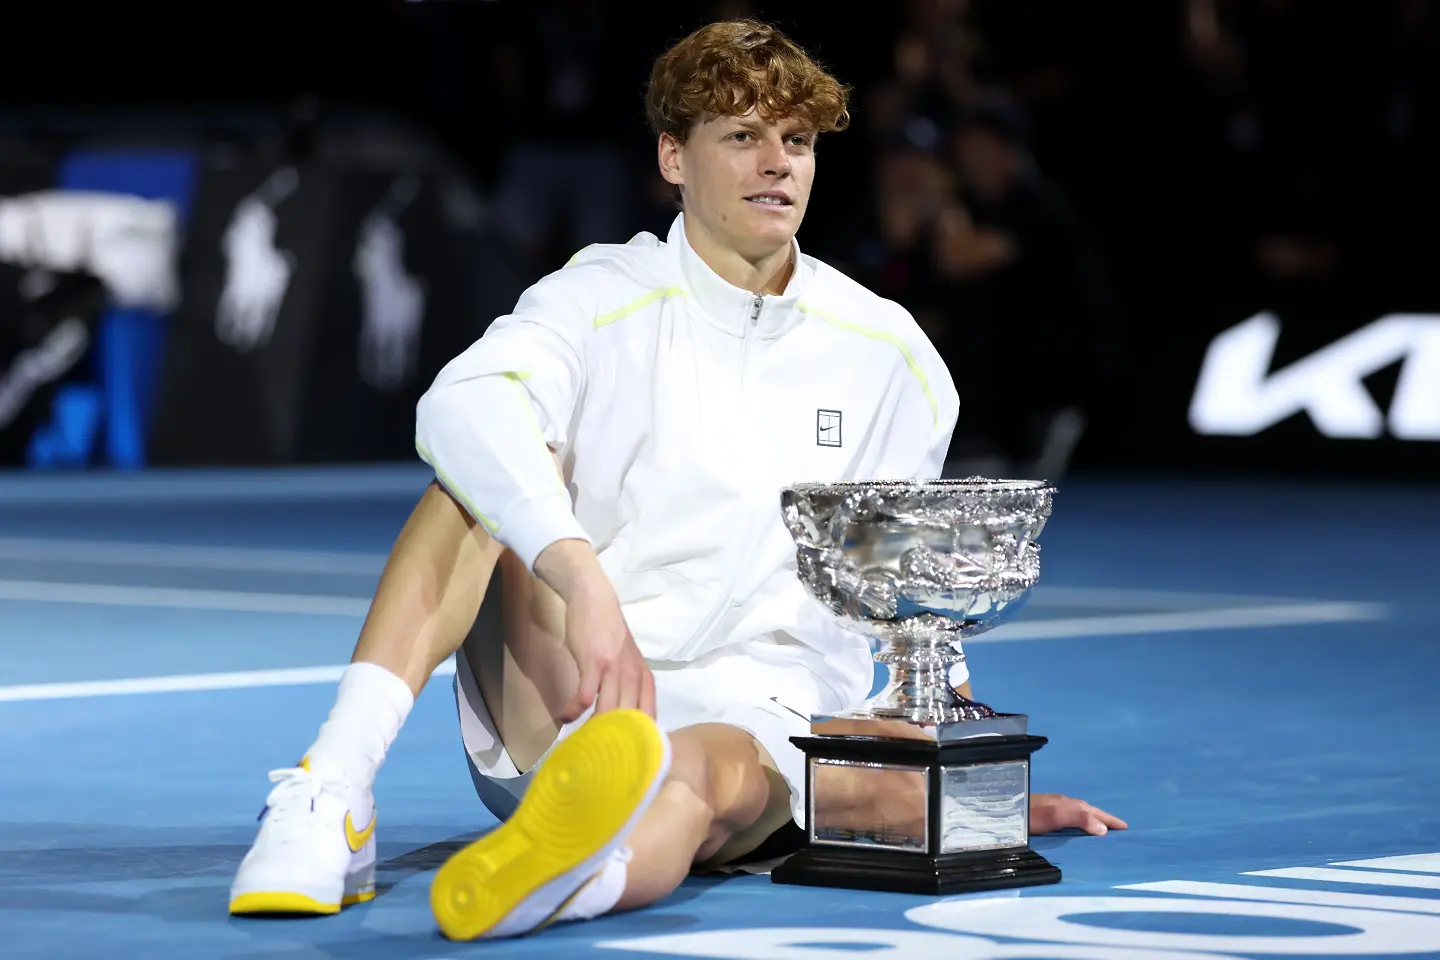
[0,538,1348,610]
[0,580,373,617]
[1026,585,1319,609]
[0,538,385,576]
[0,659,457,703]
[0,601,1385,704]
[0,578,1384,634]
[969,601,1386,643]
[1332,854,1440,874]
[0,464,435,504]
[1121,880,1440,915]
[0,577,1384,631]
[1245,867,1440,891]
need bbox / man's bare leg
[435,533,797,917]
[432,705,798,939]
[614,736,1126,917]
[231,479,575,917]
[349,483,504,696]
[295,482,521,792]
[466,549,579,773]
[310,461,585,786]
[615,723,795,910]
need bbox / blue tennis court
[2,466,1438,959]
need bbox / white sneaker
[430,708,671,940]
[229,759,377,915]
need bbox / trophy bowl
[780,477,1054,729]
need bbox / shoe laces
[255,765,349,838]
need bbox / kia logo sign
[1189,312,1440,440]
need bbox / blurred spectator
[862,1,984,154]
[485,0,638,266]
[936,96,1112,480]
[832,140,954,348]
[1179,0,1394,292]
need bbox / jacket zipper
[678,294,766,660]
[739,294,761,386]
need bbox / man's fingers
[639,665,657,719]
[596,667,621,714]
[1095,807,1128,830]
[560,657,601,723]
[1029,794,1126,837]
[558,694,592,724]
[617,663,641,713]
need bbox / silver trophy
[770,478,1062,895]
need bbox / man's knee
[670,724,792,865]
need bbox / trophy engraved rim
[784,477,1054,493]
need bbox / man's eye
[732,132,751,142]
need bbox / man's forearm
[416,372,590,574]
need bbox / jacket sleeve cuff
[496,490,591,573]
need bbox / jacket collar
[670,213,807,339]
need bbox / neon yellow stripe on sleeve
[796,301,940,425]
[594,286,685,329]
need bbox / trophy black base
[774,731,1061,895]
[772,844,1060,896]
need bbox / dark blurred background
[2,0,1438,480]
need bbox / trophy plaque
[771,478,1061,896]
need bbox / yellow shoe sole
[229,888,375,916]
[430,708,669,941]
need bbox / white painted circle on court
[906,896,1440,955]
[597,927,1249,959]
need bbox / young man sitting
[228,19,1126,940]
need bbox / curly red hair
[646,20,852,142]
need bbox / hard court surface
[1,464,1438,960]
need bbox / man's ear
[658,133,684,188]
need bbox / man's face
[660,110,816,258]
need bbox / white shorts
[452,632,874,828]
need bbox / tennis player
[228,19,1126,939]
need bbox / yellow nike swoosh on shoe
[429,708,670,941]
[345,810,376,853]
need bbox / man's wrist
[533,539,612,605]
[496,491,591,571]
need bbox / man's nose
[759,139,792,178]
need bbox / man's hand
[533,539,656,722]
[559,588,655,722]
[1031,793,1128,836]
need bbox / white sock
[555,847,631,922]
[304,662,415,790]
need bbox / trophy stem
[860,617,997,724]
[873,656,964,715]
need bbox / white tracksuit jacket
[416,214,960,686]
